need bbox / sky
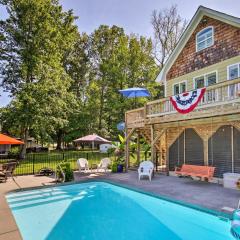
[0,0,240,107]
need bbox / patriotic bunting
[170,88,206,114]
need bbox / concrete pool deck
[74,171,240,212]
[0,175,56,240]
[0,171,240,239]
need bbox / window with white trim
[195,76,205,89]
[228,64,240,80]
[228,63,240,98]
[206,72,217,86]
[196,27,214,52]
[194,72,217,89]
[194,72,217,102]
[173,82,186,95]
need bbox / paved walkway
[0,172,240,240]
[0,175,55,240]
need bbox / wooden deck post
[151,125,155,162]
[136,131,140,165]
[166,129,169,176]
[203,139,208,166]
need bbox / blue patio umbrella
[119,87,150,107]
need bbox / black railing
[0,151,112,176]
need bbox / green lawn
[13,151,113,175]
[0,150,149,175]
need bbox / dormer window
[196,26,214,52]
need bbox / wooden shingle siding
[167,16,240,81]
[185,129,204,166]
[169,131,184,171]
[208,125,232,177]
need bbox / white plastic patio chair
[138,161,154,181]
[77,158,89,172]
[97,158,111,173]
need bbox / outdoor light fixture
[201,18,208,24]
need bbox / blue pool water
[7,182,234,240]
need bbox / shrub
[57,162,73,182]
[8,147,20,158]
[111,162,118,173]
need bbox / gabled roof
[156,6,240,84]
[73,134,111,143]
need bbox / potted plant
[113,135,125,173]
[111,134,136,172]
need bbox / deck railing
[126,77,240,125]
[125,107,145,127]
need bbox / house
[125,6,240,178]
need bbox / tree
[87,25,126,133]
[86,26,158,138]
[105,34,158,136]
[58,33,91,146]
[151,5,187,68]
[0,0,78,156]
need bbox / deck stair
[140,128,161,152]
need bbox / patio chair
[77,158,89,172]
[138,161,154,181]
[0,161,18,183]
[97,158,111,173]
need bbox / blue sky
[0,0,240,107]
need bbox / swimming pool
[7,181,234,240]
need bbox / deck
[126,78,240,128]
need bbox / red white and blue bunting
[170,88,206,114]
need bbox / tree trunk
[19,128,28,159]
[56,129,63,150]
[98,86,104,130]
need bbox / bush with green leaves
[8,147,20,158]
[56,162,73,182]
[111,162,118,173]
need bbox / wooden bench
[175,164,215,181]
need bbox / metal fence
[0,151,112,176]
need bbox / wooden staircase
[140,128,161,152]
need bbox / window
[228,64,240,80]
[195,76,205,89]
[206,72,217,86]
[193,71,218,102]
[227,63,240,98]
[173,84,180,95]
[194,72,217,89]
[173,82,186,95]
[196,27,214,52]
